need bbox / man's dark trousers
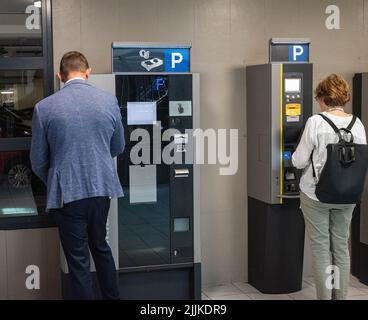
[53,197,119,300]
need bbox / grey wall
[53,0,368,286]
[0,229,61,300]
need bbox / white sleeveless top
[292,112,367,201]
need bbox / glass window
[0,0,52,226]
[0,70,44,138]
[116,75,171,268]
[0,69,46,218]
[0,0,42,57]
[0,149,46,217]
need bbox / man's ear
[57,72,64,83]
[85,68,92,79]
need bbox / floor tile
[289,286,317,300]
[212,294,251,300]
[233,282,260,294]
[203,277,368,301]
[201,293,210,300]
[302,280,314,288]
[347,286,366,297]
[350,275,361,285]
[303,277,315,286]
[202,284,243,299]
[247,293,293,300]
[349,277,368,292]
[347,295,368,300]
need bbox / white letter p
[172,52,183,69]
[293,46,304,61]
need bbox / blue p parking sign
[288,45,309,62]
[165,49,190,72]
[112,44,191,73]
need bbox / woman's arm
[292,117,316,169]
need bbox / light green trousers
[300,192,355,300]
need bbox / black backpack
[311,114,368,204]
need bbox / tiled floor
[202,276,368,300]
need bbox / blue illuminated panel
[283,151,292,161]
[112,46,191,73]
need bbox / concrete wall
[53,0,368,286]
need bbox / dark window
[0,0,53,228]
[0,0,43,58]
[0,70,43,138]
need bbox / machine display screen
[285,78,301,93]
[127,101,157,125]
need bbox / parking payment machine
[246,39,313,293]
[352,73,368,286]
[61,43,201,300]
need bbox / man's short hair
[59,51,90,77]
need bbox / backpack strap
[311,151,316,178]
[311,114,358,178]
[319,114,340,133]
[319,114,355,143]
[347,115,357,131]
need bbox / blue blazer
[30,79,125,210]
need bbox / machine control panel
[282,73,304,197]
[284,75,303,124]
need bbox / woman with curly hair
[292,74,367,300]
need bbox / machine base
[358,244,368,286]
[248,197,305,294]
[61,263,201,300]
[352,206,368,286]
[119,263,201,300]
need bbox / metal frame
[270,38,311,45]
[0,0,55,230]
[112,42,192,49]
[192,73,201,264]
[271,63,282,204]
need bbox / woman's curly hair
[315,74,351,107]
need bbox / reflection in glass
[0,69,46,218]
[0,150,46,217]
[0,70,43,138]
[0,0,42,57]
[116,75,171,268]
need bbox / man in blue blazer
[31,51,125,300]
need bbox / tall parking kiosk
[246,39,313,294]
[352,73,368,286]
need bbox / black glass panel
[0,69,46,217]
[0,70,43,138]
[0,149,46,217]
[0,0,43,57]
[116,75,171,268]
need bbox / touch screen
[285,78,301,93]
[127,101,157,125]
